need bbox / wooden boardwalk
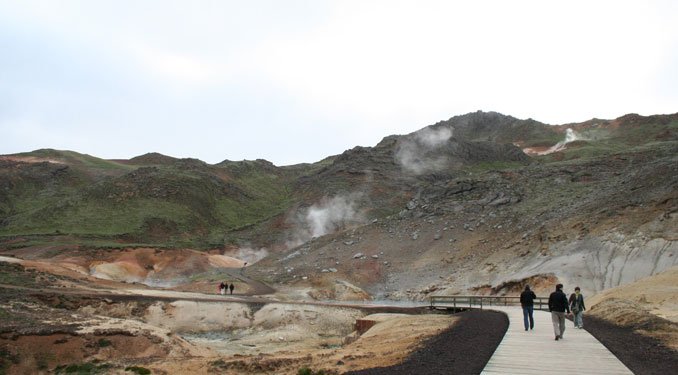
[481,307,633,374]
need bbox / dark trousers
[522,305,534,330]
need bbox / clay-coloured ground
[0,256,457,374]
[587,265,678,350]
[1,250,677,374]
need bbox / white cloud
[255,1,673,126]
[0,1,676,164]
[128,43,227,87]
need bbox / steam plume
[542,128,584,154]
[233,247,269,264]
[395,126,453,174]
[287,193,366,247]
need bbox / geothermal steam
[395,126,453,174]
[288,193,366,246]
[307,194,364,237]
[541,128,580,155]
[233,247,269,265]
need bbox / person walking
[548,283,570,341]
[520,285,537,331]
[229,282,234,295]
[219,281,225,295]
[569,286,586,328]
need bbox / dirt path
[216,268,276,295]
[1,282,431,317]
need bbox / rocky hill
[248,111,678,299]
[1,111,677,299]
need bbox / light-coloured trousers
[551,311,566,337]
[574,311,584,327]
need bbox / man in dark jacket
[548,283,570,340]
[520,285,537,331]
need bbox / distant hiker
[219,281,225,295]
[229,283,234,295]
[520,285,537,331]
[569,286,586,328]
[548,283,570,341]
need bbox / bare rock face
[482,233,678,296]
[307,279,373,301]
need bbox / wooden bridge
[428,296,633,374]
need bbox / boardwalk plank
[481,307,632,375]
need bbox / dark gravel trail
[346,310,508,375]
[345,310,678,375]
[583,315,678,375]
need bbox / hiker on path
[569,286,586,328]
[520,285,537,331]
[219,281,225,295]
[548,283,570,341]
[229,283,234,295]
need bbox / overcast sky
[1,1,676,165]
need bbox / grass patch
[125,366,151,374]
[97,338,112,348]
[210,359,227,367]
[298,366,328,375]
[0,155,297,249]
[54,361,112,374]
[19,149,134,171]
[463,160,526,173]
[0,348,20,374]
[34,352,54,370]
[0,263,38,288]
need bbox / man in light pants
[548,283,570,341]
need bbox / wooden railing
[429,295,549,311]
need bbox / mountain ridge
[1,110,676,251]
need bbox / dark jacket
[520,290,537,307]
[569,293,585,311]
[548,289,570,313]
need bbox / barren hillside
[1,111,677,373]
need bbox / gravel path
[583,315,678,375]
